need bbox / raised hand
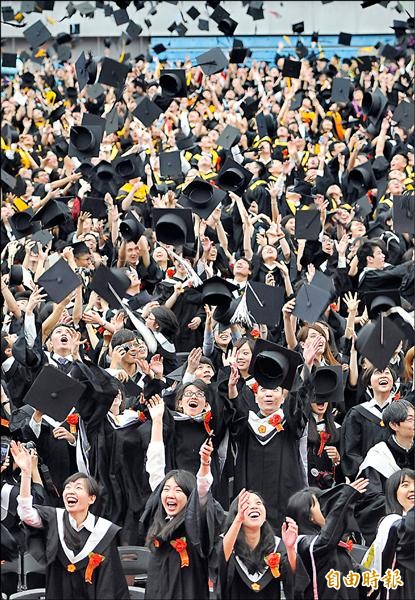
[199,437,214,466]
[235,489,250,523]
[281,516,299,550]
[10,441,32,475]
[348,477,369,494]
[147,395,165,420]
[228,363,240,387]
[187,347,202,373]
[149,354,164,379]
[303,335,324,368]
[26,285,47,315]
[343,291,360,314]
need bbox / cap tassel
[230,287,252,327]
[169,250,203,287]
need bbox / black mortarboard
[390,19,407,34]
[229,46,250,64]
[350,161,377,192]
[98,57,129,89]
[318,484,361,534]
[160,69,187,98]
[249,339,303,390]
[31,229,54,247]
[247,1,264,20]
[68,124,103,161]
[187,6,200,19]
[167,22,177,33]
[2,124,19,144]
[81,196,107,220]
[152,208,195,246]
[174,23,188,37]
[37,258,81,303]
[211,6,237,36]
[216,125,241,150]
[88,83,105,99]
[217,157,253,194]
[24,19,52,49]
[120,211,145,243]
[357,315,404,371]
[282,58,301,79]
[293,282,332,323]
[196,47,228,76]
[89,265,130,308]
[75,51,93,92]
[338,32,352,45]
[311,31,319,43]
[82,111,106,138]
[392,195,414,235]
[392,100,414,132]
[89,160,119,196]
[9,209,40,240]
[166,363,185,382]
[331,78,353,103]
[9,265,24,287]
[292,21,304,34]
[124,378,142,399]
[380,44,399,60]
[30,200,70,229]
[113,154,144,181]
[245,282,285,327]
[113,8,129,25]
[23,365,86,422]
[133,95,163,128]
[56,45,71,63]
[2,6,15,21]
[362,88,388,130]
[256,112,269,139]
[1,170,17,193]
[353,195,373,218]
[290,91,303,111]
[159,150,182,180]
[126,20,142,39]
[152,43,167,55]
[179,178,226,219]
[2,53,17,68]
[105,107,121,135]
[295,40,308,59]
[363,289,401,320]
[240,96,259,119]
[176,130,198,151]
[313,365,344,405]
[295,209,322,240]
[198,19,209,31]
[311,270,336,298]
[199,276,238,307]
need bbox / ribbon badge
[203,411,213,435]
[317,431,331,456]
[170,537,189,568]
[268,414,284,432]
[264,552,281,578]
[66,413,79,434]
[85,552,105,584]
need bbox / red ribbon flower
[338,539,353,552]
[317,431,331,456]
[268,413,284,432]
[66,413,79,434]
[170,537,189,568]
[85,552,105,584]
[137,411,147,423]
[166,267,176,279]
[251,381,259,395]
[250,329,261,339]
[203,411,212,435]
[153,538,160,548]
[264,552,281,578]
[393,391,401,401]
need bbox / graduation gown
[340,401,390,478]
[217,536,294,600]
[295,485,365,600]
[227,388,307,531]
[26,505,129,600]
[141,486,225,600]
[380,509,415,600]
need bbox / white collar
[2,356,14,373]
[68,511,95,533]
[56,509,113,564]
[52,353,73,362]
[392,435,413,453]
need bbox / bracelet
[201,461,211,466]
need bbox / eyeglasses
[183,391,205,399]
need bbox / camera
[22,441,36,452]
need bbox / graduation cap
[311,31,319,43]
[159,150,182,180]
[98,57,129,90]
[362,88,388,126]
[152,43,167,55]
[282,58,301,79]
[229,46,251,64]
[187,6,200,20]
[240,96,259,119]
[37,258,81,303]
[159,69,187,98]
[9,265,24,287]
[2,53,17,68]
[357,314,404,371]
[295,40,308,60]
[119,211,145,243]
[113,154,144,181]
[90,160,119,196]
[75,51,97,92]
[198,18,209,31]
[1,169,17,193]
[353,195,373,218]
[30,200,70,229]
[390,19,407,35]
[2,124,19,144]
[126,20,142,39]
[175,130,198,151]
[245,282,285,327]
[81,196,107,220]
[132,95,163,128]
[56,45,71,63]
[179,178,226,219]
[331,78,353,103]
[199,276,238,307]
[290,91,303,111]
[9,209,40,240]
[292,21,304,34]
[87,83,105,100]
[338,32,352,46]
[293,282,332,323]
[363,289,401,319]
[166,363,185,383]
[380,44,399,60]
[23,365,86,422]
[349,161,377,192]
[295,209,322,240]
[174,23,188,37]
[152,208,195,246]
[2,5,15,20]
[392,100,414,132]
[216,157,253,194]
[216,125,241,150]
[312,366,344,405]
[249,339,303,390]
[23,19,52,49]
[113,7,129,25]
[89,265,130,308]
[247,1,264,20]
[392,194,414,235]
[195,48,228,76]
[318,484,361,534]
[68,124,103,161]
[211,6,237,36]
[31,229,54,248]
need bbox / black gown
[295,485,366,600]
[380,509,415,600]
[25,505,129,600]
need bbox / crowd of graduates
[1,2,414,599]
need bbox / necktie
[56,358,71,373]
[374,404,387,412]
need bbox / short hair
[362,366,396,389]
[385,469,415,515]
[383,400,413,430]
[356,240,383,270]
[110,328,137,348]
[175,379,208,411]
[63,472,100,498]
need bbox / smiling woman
[11,441,129,600]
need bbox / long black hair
[152,306,180,342]
[286,487,323,535]
[224,492,276,575]
[146,470,196,545]
[308,401,340,450]
[385,469,415,516]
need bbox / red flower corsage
[264,552,281,578]
[66,413,79,434]
[268,413,284,432]
[203,411,212,435]
[250,329,261,339]
[166,267,176,279]
[137,411,147,423]
[251,381,259,395]
[85,552,105,584]
[317,431,331,456]
[170,537,189,568]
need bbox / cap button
[51,392,58,399]
[57,277,63,283]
